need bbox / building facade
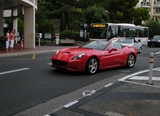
[136,0,160,20]
[0,0,37,49]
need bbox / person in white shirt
[5,30,10,51]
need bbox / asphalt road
[0,46,160,116]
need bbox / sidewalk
[45,68,160,116]
[0,45,77,58]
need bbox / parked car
[110,37,142,53]
[51,40,137,74]
[148,35,160,47]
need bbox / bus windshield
[90,23,108,39]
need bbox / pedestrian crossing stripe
[129,76,160,81]
[155,68,160,71]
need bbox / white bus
[89,23,149,45]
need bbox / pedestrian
[5,30,10,51]
[9,29,15,51]
[20,39,24,50]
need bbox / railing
[141,3,150,7]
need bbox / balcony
[153,3,160,8]
[141,2,151,8]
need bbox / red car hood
[61,47,95,53]
[52,47,98,61]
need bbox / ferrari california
[51,40,137,74]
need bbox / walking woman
[10,29,15,51]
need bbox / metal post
[148,52,154,85]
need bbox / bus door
[107,25,119,40]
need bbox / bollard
[147,52,154,85]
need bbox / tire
[85,57,98,74]
[126,54,135,68]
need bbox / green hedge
[60,30,79,40]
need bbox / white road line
[118,69,149,81]
[104,83,113,87]
[129,76,160,81]
[47,63,52,65]
[0,68,30,75]
[63,100,79,108]
[155,68,160,71]
[44,115,50,116]
[155,51,160,54]
[123,80,160,88]
[118,67,160,81]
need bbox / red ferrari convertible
[51,40,137,74]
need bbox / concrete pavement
[45,68,160,116]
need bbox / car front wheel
[126,54,135,68]
[86,57,98,74]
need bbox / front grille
[52,60,68,66]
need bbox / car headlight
[53,50,60,56]
[72,53,85,60]
[56,50,60,54]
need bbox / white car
[110,37,142,53]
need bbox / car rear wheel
[86,57,98,74]
[126,54,135,68]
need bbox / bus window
[107,25,119,40]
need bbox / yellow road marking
[0,58,32,60]
[32,54,36,59]
[0,54,36,60]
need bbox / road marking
[122,80,160,88]
[44,115,51,116]
[63,100,79,108]
[155,68,160,71]
[47,63,52,65]
[32,53,36,59]
[0,58,32,60]
[118,67,160,81]
[0,68,29,75]
[0,54,36,60]
[129,76,160,81]
[155,51,160,54]
[82,90,96,96]
[104,83,113,87]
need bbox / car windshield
[117,39,132,44]
[153,36,160,41]
[83,40,109,50]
